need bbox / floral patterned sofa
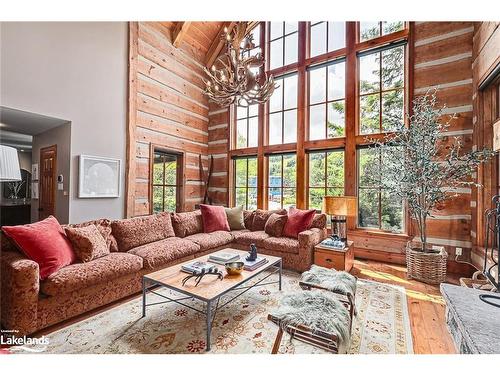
[0,209,327,336]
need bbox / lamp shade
[0,145,21,181]
[322,196,357,216]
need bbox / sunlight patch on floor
[405,289,445,304]
[358,268,411,285]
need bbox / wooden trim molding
[172,22,192,48]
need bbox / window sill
[348,228,410,241]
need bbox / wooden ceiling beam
[205,22,236,68]
[172,21,192,47]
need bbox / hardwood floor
[34,258,459,354]
[352,259,458,354]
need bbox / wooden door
[39,145,57,220]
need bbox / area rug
[27,271,413,354]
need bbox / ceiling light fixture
[203,22,277,108]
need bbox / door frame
[39,144,57,220]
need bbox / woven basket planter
[406,241,447,284]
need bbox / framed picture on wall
[78,155,121,198]
[32,182,39,199]
[31,163,39,180]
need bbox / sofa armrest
[1,251,39,335]
[295,228,328,272]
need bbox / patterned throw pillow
[252,209,287,231]
[66,218,117,252]
[264,213,288,237]
[65,224,110,263]
[243,210,255,230]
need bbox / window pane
[327,187,344,196]
[309,188,325,210]
[248,187,257,210]
[285,22,298,34]
[153,155,164,184]
[164,156,177,185]
[382,46,404,90]
[284,33,298,65]
[282,188,296,209]
[381,191,403,232]
[309,67,326,104]
[360,22,380,41]
[235,187,247,208]
[358,188,380,228]
[382,21,404,35]
[248,104,259,117]
[328,22,345,51]
[326,151,344,187]
[283,110,297,143]
[152,186,163,213]
[283,154,296,187]
[309,104,326,140]
[358,147,378,187]
[327,100,345,137]
[270,22,283,40]
[309,152,326,187]
[269,77,283,112]
[283,74,298,109]
[236,119,247,148]
[164,187,176,212]
[269,112,282,145]
[268,187,282,210]
[248,117,258,147]
[382,89,404,132]
[360,94,380,134]
[250,25,261,47]
[327,62,345,101]
[270,38,283,70]
[359,52,380,94]
[237,105,247,119]
[310,22,327,57]
[247,158,257,187]
[268,156,282,186]
[235,158,247,186]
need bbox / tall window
[236,104,259,148]
[308,150,345,210]
[358,147,403,232]
[309,21,346,57]
[234,157,257,210]
[268,73,298,144]
[269,22,299,69]
[308,60,346,139]
[268,153,296,209]
[359,44,405,134]
[152,150,181,213]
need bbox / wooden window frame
[233,155,258,210]
[227,21,412,239]
[149,144,185,213]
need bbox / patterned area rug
[33,271,413,354]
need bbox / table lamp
[322,196,356,244]
[0,145,21,181]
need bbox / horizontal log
[472,26,500,84]
[415,22,472,41]
[415,57,472,89]
[209,111,230,127]
[136,127,208,155]
[209,127,228,142]
[473,22,499,60]
[415,32,472,65]
[414,83,473,109]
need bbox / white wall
[0,22,128,222]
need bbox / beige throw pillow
[225,206,246,230]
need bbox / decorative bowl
[225,261,244,275]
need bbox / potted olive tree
[366,91,494,284]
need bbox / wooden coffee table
[141,249,282,351]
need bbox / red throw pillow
[283,207,316,238]
[2,216,76,279]
[199,204,230,233]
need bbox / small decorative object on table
[181,268,223,287]
[246,243,258,261]
[224,261,245,275]
[322,196,356,247]
[320,237,346,250]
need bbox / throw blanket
[272,290,351,347]
[300,265,357,296]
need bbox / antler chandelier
[203,22,277,107]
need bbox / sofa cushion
[233,230,270,247]
[262,237,300,254]
[264,213,288,237]
[64,224,110,262]
[2,216,76,280]
[225,206,246,230]
[66,218,117,252]
[40,253,143,296]
[128,237,200,270]
[243,210,255,231]
[311,213,327,229]
[283,207,316,239]
[184,231,233,251]
[171,210,203,238]
[111,212,175,252]
[199,204,230,233]
[252,209,287,231]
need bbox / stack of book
[181,261,215,274]
[208,251,240,265]
[242,256,268,271]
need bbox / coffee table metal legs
[279,259,282,291]
[142,277,146,318]
[206,300,212,351]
